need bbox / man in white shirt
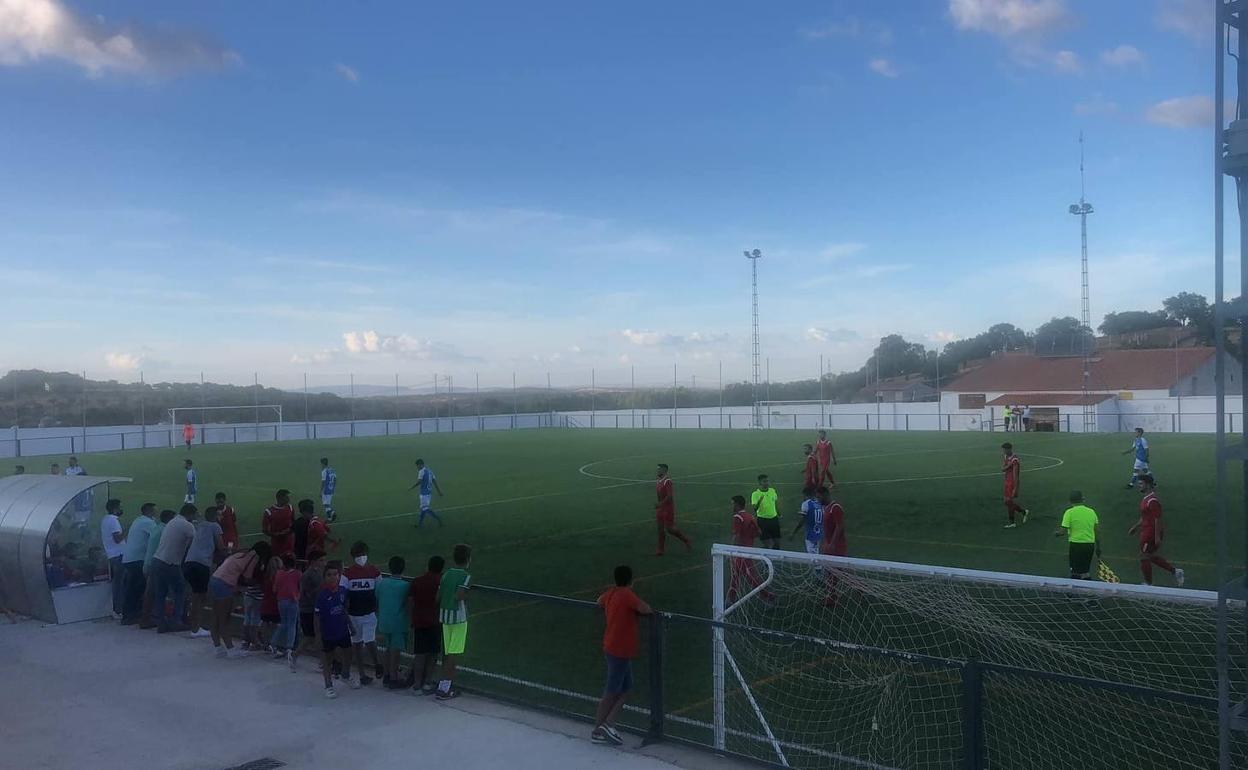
[64,456,91,537]
[100,499,126,617]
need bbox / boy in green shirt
[436,543,472,700]
[377,556,412,689]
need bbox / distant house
[943,347,1239,431]
[855,373,937,403]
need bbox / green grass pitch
[64,427,1242,759]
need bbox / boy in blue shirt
[315,560,353,699]
[790,486,823,554]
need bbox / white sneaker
[1175,568,1186,587]
[227,648,251,659]
[1003,523,1017,529]
[601,725,624,746]
[187,629,211,639]
[214,646,227,659]
[325,687,338,699]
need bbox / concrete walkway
[1,617,750,770]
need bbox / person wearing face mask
[342,540,383,688]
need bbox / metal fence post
[961,661,985,770]
[644,614,666,746]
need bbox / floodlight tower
[1069,133,1095,433]
[745,249,763,427]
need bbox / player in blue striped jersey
[1123,428,1151,489]
[789,486,823,554]
[320,458,338,522]
[408,459,445,528]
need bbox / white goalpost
[168,404,283,427]
[710,543,1245,770]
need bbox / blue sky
[0,0,1225,389]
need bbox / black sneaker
[374,664,384,679]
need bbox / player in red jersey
[263,488,296,556]
[214,492,239,552]
[1001,443,1029,529]
[815,429,837,488]
[654,464,692,556]
[816,486,847,607]
[727,495,773,604]
[802,444,820,491]
[1128,474,1185,587]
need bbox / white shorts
[1133,461,1150,472]
[348,612,377,645]
[184,494,196,504]
[804,540,820,555]
[321,494,334,507]
[419,494,432,510]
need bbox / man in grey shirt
[183,507,224,638]
[151,504,197,633]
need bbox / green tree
[1099,310,1175,335]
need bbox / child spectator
[376,556,411,688]
[592,564,653,746]
[214,492,238,553]
[241,567,265,650]
[299,550,327,659]
[407,555,444,695]
[209,542,272,658]
[259,555,282,651]
[435,543,472,700]
[343,540,383,687]
[272,553,302,671]
[316,560,353,699]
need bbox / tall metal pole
[474,372,480,427]
[591,368,596,426]
[765,357,771,429]
[139,371,146,448]
[718,359,723,429]
[200,371,206,427]
[254,372,260,427]
[631,365,636,428]
[1070,133,1096,433]
[546,372,552,416]
[936,346,942,431]
[819,354,825,428]
[81,371,87,448]
[395,373,401,421]
[746,249,763,427]
[349,373,355,421]
[673,363,678,422]
[512,372,518,417]
[304,373,310,439]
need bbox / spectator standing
[315,560,353,699]
[592,565,653,746]
[298,550,327,659]
[293,499,312,560]
[151,504,197,634]
[215,492,238,552]
[376,556,411,688]
[100,499,125,617]
[407,555,444,695]
[183,460,198,504]
[263,489,295,556]
[138,510,174,629]
[343,541,383,687]
[272,554,302,670]
[1022,405,1033,432]
[183,506,224,638]
[435,544,472,700]
[63,456,90,538]
[120,503,157,624]
[209,542,273,658]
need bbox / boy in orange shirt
[592,565,653,746]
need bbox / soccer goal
[710,543,1246,770]
[168,404,283,427]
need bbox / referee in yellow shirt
[1054,490,1100,580]
[751,474,781,549]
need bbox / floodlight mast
[1069,133,1095,434]
[745,249,763,428]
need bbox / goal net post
[168,404,284,427]
[710,543,1246,770]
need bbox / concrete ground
[1,616,753,770]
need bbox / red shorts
[1140,539,1161,555]
[1003,486,1017,501]
[656,508,674,526]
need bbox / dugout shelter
[0,473,131,623]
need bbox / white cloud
[334,62,359,83]
[820,242,867,260]
[805,327,860,344]
[855,263,912,278]
[1051,49,1081,74]
[1100,44,1144,69]
[1156,0,1212,43]
[928,331,962,344]
[0,0,239,77]
[948,0,1071,37]
[868,58,900,78]
[1074,94,1119,117]
[104,351,143,371]
[802,17,893,45]
[620,329,727,349]
[340,330,469,361]
[1145,95,1215,129]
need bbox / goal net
[710,544,1247,770]
[169,405,284,444]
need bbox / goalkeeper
[1053,490,1100,580]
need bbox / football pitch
[62,428,1244,764]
